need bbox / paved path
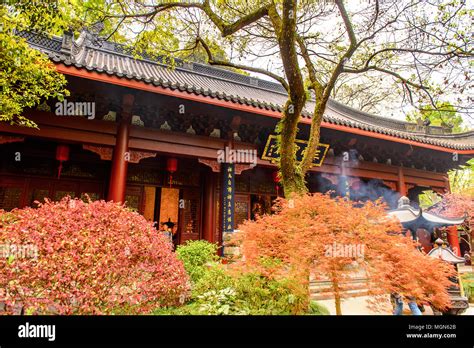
[462,304,474,315]
[318,296,473,315]
[318,295,393,315]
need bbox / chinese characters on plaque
[261,135,329,167]
[221,163,235,234]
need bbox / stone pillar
[107,94,134,203]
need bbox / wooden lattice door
[178,188,201,244]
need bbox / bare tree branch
[196,37,289,92]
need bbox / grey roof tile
[20,31,474,151]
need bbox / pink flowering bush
[0,197,189,314]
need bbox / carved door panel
[178,188,201,244]
[124,185,144,213]
[78,182,104,202]
[234,194,250,230]
[52,181,80,202]
[0,176,27,210]
[0,177,104,210]
[25,178,53,207]
[51,181,104,202]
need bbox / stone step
[311,289,370,301]
[310,278,369,300]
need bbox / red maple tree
[232,194,456,314]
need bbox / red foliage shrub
[0,197,189,314]
[232,194,455,313]
[429,193,473,234]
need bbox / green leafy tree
[0,2,71,127]
[407,102,473,199]
[449,158,474,195]
[407,101,468,133]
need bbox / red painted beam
[55,64,474,155]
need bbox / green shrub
[192,264,234,295]
[176,240,219,283]
[153,302,201,315]
[308,300,330,315]
[156,261,326,315]
[0,210,18,227]
[156,241,330,315]
[461,273,474,303]
[230,273,308,315]
[196,287,248,315]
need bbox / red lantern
[56,144,70,179]
[166,158,178,187]
[272,170,280,197]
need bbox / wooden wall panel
[159,188,179,226]
[143,186,156,221]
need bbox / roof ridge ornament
[397,196,410,209]
[69,22,106,61]
[79,22,105,47]
[428,238,465,264]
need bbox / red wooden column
[444,175,451,193]
[397,166,407,196]
[443,175,461,256]
[107,94,134,203]
[447,226,461,256]
[202,169,217,243]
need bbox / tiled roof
[22,31,474,151]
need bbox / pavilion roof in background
[388,197,466,231]
[20,31,474,151]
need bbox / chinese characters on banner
[221,163,235,234]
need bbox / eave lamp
[166,158,178,187]
[56,144,70,179]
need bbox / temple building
[1,31,473,253]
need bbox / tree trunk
[332,275,343,315]
[335,292,342,315]
[279,100,307,197]
[270,1,309,197]
[300,94,325,174]
[279,97,327,197]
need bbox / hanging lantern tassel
[58,162,63,179]
[167,158,178,188]
[272,170,280,197]
[56,144,70,179]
